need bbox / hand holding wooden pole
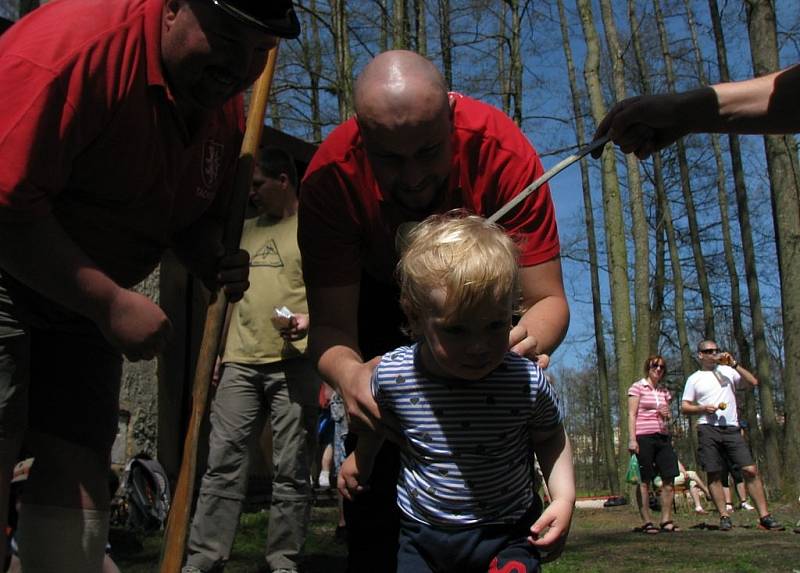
[159,45,280,573]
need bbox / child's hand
[337,452,372,501]
[528,498,573,562]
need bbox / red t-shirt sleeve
[0,57,73,219]
[444,96,560,267]
[0,43,119,221]
[298,161,366,288]
[467,108,560,267]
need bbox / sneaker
[740,501,755,511]
[181,567,204,573]
[758,514,785,531]
[318,471,331,489]
[272,569,299,573]
[719,515,733,531]
[725,503,735,513]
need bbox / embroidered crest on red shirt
[201,139,224,188]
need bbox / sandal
[633,522,659,534]
[660,520,681,532]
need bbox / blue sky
[520,1,799,369]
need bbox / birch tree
[598,0,650,372]
[745,0,800,497]
[653,0,716,342]
[577,0,636,479]
[558,0,619,494]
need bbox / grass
[114,496,800,572]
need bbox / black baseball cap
[210,0,300,39]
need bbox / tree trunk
[653,0,716,341]
[414,0,426,55]
[379,0,389,52]
[497,4,511,116]
[657,154,699,464]
[708,0,781,492]
[690,0,774,484]
[598,0,650,372]
[307,0,323,142]
[626,0,664,354]
[745,0,800,499]
[332,0,354,121]
[577,0,636,485]
[437,0,452,88]
[628,0,696,460]
[506,0,523,126]
[393,0,408,49]
[558,0,619,495]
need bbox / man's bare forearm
[712,64,800,134]
[308,324,365,391]
[0,215,120,322]
[518,294,570,355]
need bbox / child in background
[317,383,335,489]
[338,212,575,572]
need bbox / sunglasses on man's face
[698,348,720,355]
[649,364,665,371]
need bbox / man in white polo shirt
[681,339,783,532]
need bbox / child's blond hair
[398,210,519,334]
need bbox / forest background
[2,0,799,500]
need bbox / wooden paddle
[159,44,280,573]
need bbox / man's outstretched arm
[593,64,800,159]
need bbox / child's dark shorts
[397,504,542,573]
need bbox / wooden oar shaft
[159,45,280,573]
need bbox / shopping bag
[625,454,641,485]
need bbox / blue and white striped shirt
[372,344,563,527]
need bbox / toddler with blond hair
[338,211,574,573]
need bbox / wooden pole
[159,44,280,573]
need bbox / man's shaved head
[354,50,449,129]
[353,51,454,212]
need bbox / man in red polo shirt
[298,50,570,572]
[0,0,300,570]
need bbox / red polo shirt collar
[144,0,166,89]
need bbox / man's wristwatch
[731,360,739,369]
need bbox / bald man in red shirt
[0,1,300,570]
[299,50,570,572]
